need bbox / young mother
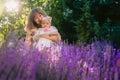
[25,8,61,46]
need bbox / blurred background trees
[0,0,120,48]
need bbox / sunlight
[0,23,2,27]
[5,1,19,12]
[0,1,3,16]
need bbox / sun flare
[5,1,18,12]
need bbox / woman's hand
[25,34,33,46]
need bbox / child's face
[41,19,51,28]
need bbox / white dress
[33,26,58,51]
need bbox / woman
[25,8,61,46]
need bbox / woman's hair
[32,8,47,17]
[25,8,47,33]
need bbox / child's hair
[41,16,52,23]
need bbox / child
[33,16,59,51]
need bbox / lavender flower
[0,33,120,80]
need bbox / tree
[73,0,100,43]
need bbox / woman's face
[34,13,44,25]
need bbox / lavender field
[0,34,120,80]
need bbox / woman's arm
[57,33,62,41]
[39,33,61,42]
[25,34,33,46]
[38,26,62,42]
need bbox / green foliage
[109,26,120,47]
[99,18,111,39]
[100,18,120,47]
[0,33,4,47]
[0,0,32,39]
[73,0,100,43]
